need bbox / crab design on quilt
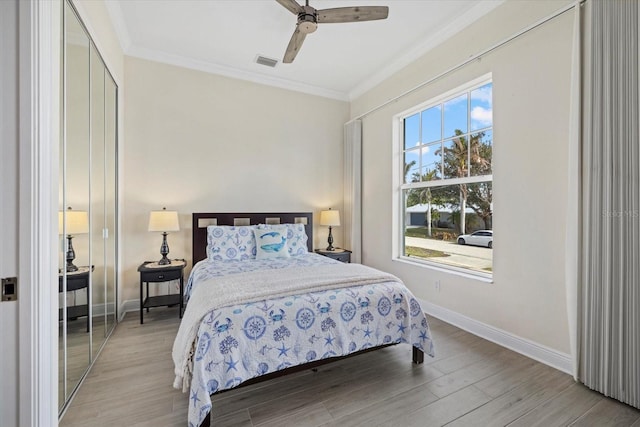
[269,308,286,323]
[213,318,233,335]
[357,296,370,309]
[317,302,331,314]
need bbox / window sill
[394,256,494,283]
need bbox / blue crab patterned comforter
[184,254,434,427]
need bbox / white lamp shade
[320,209,340,227]
[58,209,89,235]
[148,209,180,232]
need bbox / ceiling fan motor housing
[298,5,318,33]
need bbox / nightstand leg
[146,282,150,312]
[140,279,144,324]
[179,274,184,319]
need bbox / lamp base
[326,226,335,251]
[158,232,171,265]
[66,235,79,272]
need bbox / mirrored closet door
[59,0,118,414]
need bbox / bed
[173,212,435,427]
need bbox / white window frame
[392,73,493,280]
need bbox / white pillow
[254,227,290,259]
[284,223,309,255]
[256,223,309,256]
[206,225,257,261]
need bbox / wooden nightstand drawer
[140,268,182,283]
[314,249,352,263]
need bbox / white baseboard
[419,298,573,375]
[91,302,116,317]
[119,299,140,320]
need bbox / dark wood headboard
[192,212,313,264]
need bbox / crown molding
[127,44,350,102]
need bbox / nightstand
[138,259,186,324]
[314,248,351,263]
[59,266,92,332]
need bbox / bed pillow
[283,223,309,255]
[256,223,309,256]
[206,225,256,261]
[254,227,290,259]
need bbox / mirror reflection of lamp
[319,208,340,251]
[148,207,180,265]
[58,207,89,272]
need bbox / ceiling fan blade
[283,26,307,63]
[276,0,304,15]
[317,6,389,23]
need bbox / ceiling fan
[276,0,389,63]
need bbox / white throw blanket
[172,262,401,391]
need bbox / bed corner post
[412,346,424,364]
[199,412,211,427]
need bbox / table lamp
[148,207,180,265]
[58,207,89,272]
[319,208,340,251]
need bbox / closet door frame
[16,1,61,426]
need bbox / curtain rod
[352,0,585,121]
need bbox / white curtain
[565,2,582,381]
[578,0,640,409]
[344,119,362,263]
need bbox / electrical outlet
[435,280,441,292]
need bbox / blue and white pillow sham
[206,223,309,261]
[206,225,256,261]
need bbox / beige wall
[121,57,349,302]
[351,0,574,353]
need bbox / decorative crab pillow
[206,225,256,261]
[254,227,290,260]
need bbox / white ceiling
[105,0,503,101]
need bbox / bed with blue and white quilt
[172,216,435,427]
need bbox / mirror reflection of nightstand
[59,266,93,332]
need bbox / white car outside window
[457,230,493,248]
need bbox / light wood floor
[60,308,640,427]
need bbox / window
[396,76,493,276]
